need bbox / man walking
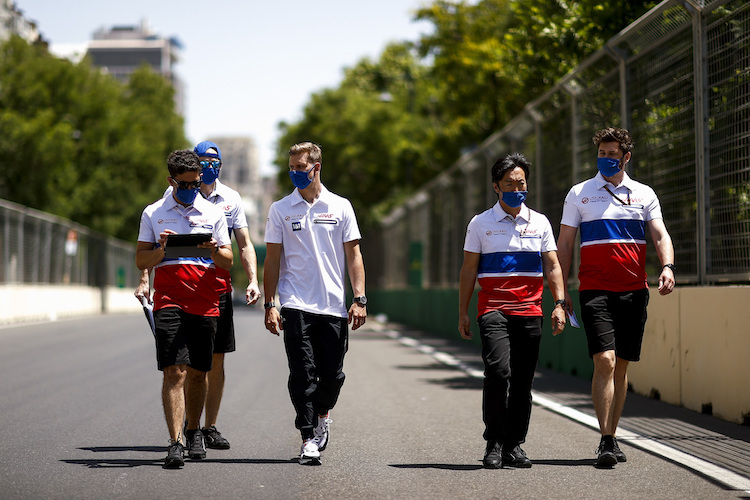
[263,141,367,465]
[556,127,675,467]
[458,152,567,469]
[136,149,233,468]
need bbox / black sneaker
[163,440,184,469]
[185,428,206,460]
[613,437,627,463]
[596,436,617,468]
[482,440,502,469]
[501,445,532,468]
[203,426,230,450]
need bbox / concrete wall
[370,285,750,424]
[0,285,141,325]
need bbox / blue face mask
[201,166,219,185]
[175,187,199,205]
[597,157,622,177]
[502,190,527,208]
[289,166,315,190]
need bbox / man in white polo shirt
[458,152,566,469]
[557,127,675,468]
[136,149,233,469]
[263,141,366,465]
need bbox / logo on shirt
[285,214,304,221]
[582,196,608,204]
[485,230,508,236]
[292,222,302,231]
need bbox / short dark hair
[167,149,200,177]
[592,127,634,153]
[491,152,530,184]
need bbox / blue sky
[17,0,433,175]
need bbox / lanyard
[603,185,631,206]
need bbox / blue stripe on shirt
[580,219,645,243]
[478,251,542,274]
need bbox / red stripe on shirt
[477,276,544,317]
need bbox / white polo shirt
[561,171,663,292]
[265,186,361,318]
[138,193,231,316]
[165,180,248,293]
[464,202,557,317]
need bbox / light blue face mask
[289,166,315,190]
[502,190,527,208]
[597,157,622,177]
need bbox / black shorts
[154,307,217,372]
[580,289,649,362]
[214,292,236,354]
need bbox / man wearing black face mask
[459,152,567,469]
[557,127,675,468]
[136,149,233,468]
[263,141,366,465]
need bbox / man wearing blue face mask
[557,127,675,468]
[136,149,233,468]
[459,152,567,469]
[136,140,261,452]
[263,141,366,465]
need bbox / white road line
[385,330,750,494]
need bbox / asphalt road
[0,308,744,499]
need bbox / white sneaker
[299,438,321,465]
[313,413,332,451]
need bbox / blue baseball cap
[194,140,222,160]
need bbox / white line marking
[385,330,750,493]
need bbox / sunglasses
[199,160,222,169]
[171,178,202,190]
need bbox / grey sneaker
[596,436,617,468]
[163,439,184,469]
[613,437,627,462]
[313,413,332,451]
[203,426,230,449]
[185,429,206,460]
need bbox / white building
[0,0,43,44]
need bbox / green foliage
[0,36,187,241]
[274,0,657,231]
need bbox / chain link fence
[0,199,138,289]
[369,0,750,289]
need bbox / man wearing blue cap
[136,140,260,454]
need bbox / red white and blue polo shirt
[138,194,231,316]
[265,186,361,318]
[464,202,557,318]
[165,180,248,294]
[561,172,663,292]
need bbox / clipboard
[164,233,212,258]
[140,296,156,338]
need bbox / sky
[17,0,434,176]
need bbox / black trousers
[478,310,542,447]
[281,308,348,439]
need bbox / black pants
[281,308,348,439]
[478,310,542,447]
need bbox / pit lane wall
[369,285,750,425]
[0,285,141,324]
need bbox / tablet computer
[164,233,212,258]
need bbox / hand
[158,229,176,249]
[551,307,566,336]
[348,303,367,331]
[658,267,675,295]
[246,282,260,305]
[134,281,151,303]
[265,307,282,336]
[458,313,472,340]
[198,237,218,254]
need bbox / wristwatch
[353,296,368,307]
[662,263,676,273]
[263,301,275,309]
[554,299,567,308]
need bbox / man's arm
[134,268,151,303]
[263,243,283,336]
[233,227,260,305]
[458,251,480,340]
[556,224,579,309]
[344,240,366,330]
[542,250,566,336]
[647,218,676,295]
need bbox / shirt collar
[492,201,531,223]
[290,185,330,207]
[594,171,634,192]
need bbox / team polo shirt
[265,186,361,318]
[463,202,557,317]
[561,172,663,292]
[138,194,231,316]
[165,180,248,294]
